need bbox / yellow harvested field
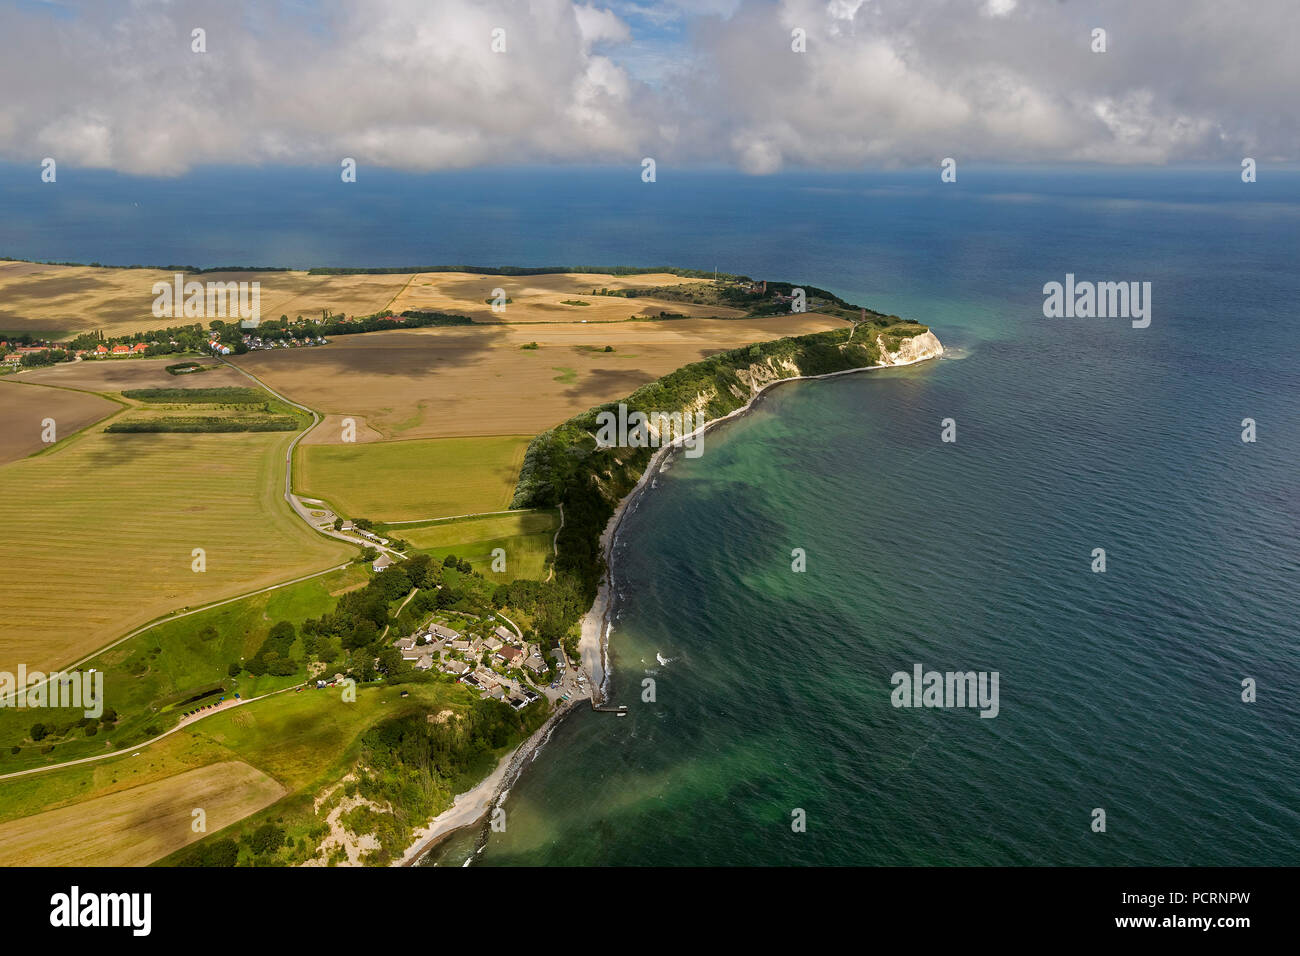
[388,271,748,323]
[235,315,842,441]
[17,356,247,393]
[296,436,531,522]
[0,261,409,337]
[0,380,119,464]
[300,413,385,446]
[0,761,285,866]
[0,428,351,673]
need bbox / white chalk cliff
[875,329,945,366]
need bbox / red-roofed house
[111,344,130,355]
[94,344,109,356]
[131,343,148,354]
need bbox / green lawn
[294,435,531,522]
[190,679,471,791]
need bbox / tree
[344,619,378,651]
[377,648,405,676]
[228,662,242,678]
[248,823,285,856]
[354,654,378,682]
[189,838,238,867]
[29,722,48,741]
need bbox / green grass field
[0,563,370,774]
[0,425,352,674]
[388,509,560,581]
[294,435,531,522]
[0,682,471,822]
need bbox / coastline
[577,338,946,704]
[397,333,943,864]
[397,697,583,866]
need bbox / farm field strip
[0,761,285,866]
[0,379,122,464]
[235,314,842,441]
[0,262,410,337]
[0,429,351,672]
[294,435,531,522]
[393,509,560,581]
[387,270,749,323]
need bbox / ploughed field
[0,379,119,464]
[18,357,246,392]
[0,761,286,866]
[0,266,740,338]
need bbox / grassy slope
[0,563,369,774]
[0,679,508,865]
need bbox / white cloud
[0,0,1294,175]
[689,0,1300,171]
[981,0,1017,19]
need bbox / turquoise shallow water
[2,163,1295,866]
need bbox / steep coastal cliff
[506,321,944,661]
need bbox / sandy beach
[397,697,583,866]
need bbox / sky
[0,0,1295,176]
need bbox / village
[232,331,327,353]
[1,337,154,367]
[386,612,575,710]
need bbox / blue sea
[4,163,1297,865]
